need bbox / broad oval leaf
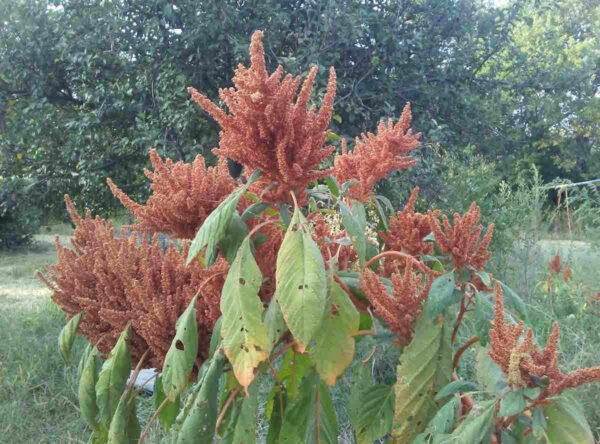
[275,207,327,352]
[426,272,458,320]
[153,374,180,432]
[79,346,100,431]
[347,365,394,444]
[264,295,286,350]
[414,397,461,442]
[219,212,249,264]
[220,237,270,391]
[543,392,594,443]
[59,311,83,367]
[187,170,260,266]
[219,382,258,444]
[162,294,199,402]
[107,391,140,444]
[499,281,529,322]
[339,199,367,266]
[392,313,452,442]
[279,370,338,444]
[435,380,479,401]
[96,326,132,427]
[174,350,225,444]
[309,279,359,386]
[499,389,526,417]
[437,399,496,443]
[78,342,93,380]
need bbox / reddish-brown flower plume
[562,263,572,283]
[107,149,236,240]
[489,282,600,395]
[37,196,227,369]
[549,252,562,274]
[428,202,494,271]
[361,261,432,345]
[188,30,336,204]
[333,103,421,203]
[379,187,436,275]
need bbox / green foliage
[162,295,199,402]
[220,237,270,390]
[275,202,327,353]
[339,200,367,267]
[153,375,180,432]
[58,311,82,367]
[0,176,41,249]
[78,346,101,431]
[392,314,453,442]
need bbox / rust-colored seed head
[107,149,236,239]
[562,263,572,283]
[360,261,431,345]
[549,252,562,274]
[37,196,227,368]
[333,103,421,203]
[428,202,494,271]
[188,30,336,205]
[488,282,600,395]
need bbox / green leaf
[279,370,338,444]
[219,212,248,264]
[275,205,327,352]
[475,345,508,394]
[220,237,270,390]
[277,349,311,401]
[187,170,260,266]
[475,270,492,287]
[162,295,199,402]
[426,272,458,320]
[220,383,258,444]
[154,375,180,432]
[309,279,359,386]
[437,399,496,443]
[264,296,286,350]
[415,397,461,442]
[267,387,287,444]
[78,342,93,380]
[372,195,389,231]
[339,199,367,266]
[543,392,594,443]
[499,282,529,322]
[336,271,393,305]
[175,351,225,444]
[107,391,140,444]
[96,326,132,427]
[209,317,223,360]
[474,291,494,346]
[499,389,527,417]
[79,346,100,431]
[392,313,452,442]
[347,365,394,444]
[324,175,339,197]
[241,202,271,221]
[435,380,478,401]
[59,311,83,367]
[532,406,547,440]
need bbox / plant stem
[271,341,294,362]
[333,274,368,311]
[352,330,374,337]
[316,384,321,444]
[139,397,168,443]
[453,336,479,370]
[215,386,241,431]
[126,349,150,394]
[268,362,285,420]
[451,298,467,343]
[364,251,440,276]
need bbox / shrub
[0,175,41,249]
[42,31,600,443]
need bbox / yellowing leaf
[220,237,270,391]
[309,279,359,386]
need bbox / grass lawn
[1,227,599,442]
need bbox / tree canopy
[1,0,598,216]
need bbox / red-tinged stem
[291,351,297,397]
[126,349,150,394]
[316,384,321,444]
[270,341,294,362]
[364,251,440,277]
[215,386,241,431]
[352,330,374,337]
[451,298,467,344]
[333,274,368,311]
[247,219,279,238]
[139,397,168,443]
[453,336,479,370]
[268,362,285,420]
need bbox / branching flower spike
[188,30,336,205]
[333,103,421,202]
[428,202,494,271]
[107,149,236,239]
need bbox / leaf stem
[126,349,150,394]
[453,336,479,370]
[247,219,279,239]
[451,298,467,343]
[333,274,368,311]
[270,341,294,362]
[364,251,440,276]
[268,362,285,420]
[139,397,169,443]
[316,384,321,444]
[352,330,374,337]
[215,386,242,431]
